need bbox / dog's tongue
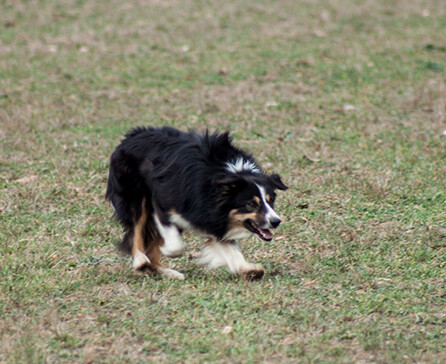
[259,228,273,240]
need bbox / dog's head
[217,172,288,241]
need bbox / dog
[106,126,288,280]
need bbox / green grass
[1,0,445,362]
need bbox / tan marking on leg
[146,234,185,280]
[132,201,150,270]
[145,235,162,269]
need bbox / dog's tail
[105,150,122,206]
[105,149,142,230]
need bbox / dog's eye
[247,200,259,210]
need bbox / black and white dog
[106,126,287,280]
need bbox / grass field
[1,0,445,362]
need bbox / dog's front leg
[198,239,264,280]
[153,214,185,257]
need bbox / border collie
[106,126,287,280]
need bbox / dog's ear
[269,173,288,191]
[214,175,247,195]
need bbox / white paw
[157,267,185,280]
[132,251,151,270]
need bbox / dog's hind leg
[197,239,264,281]
[145,234,185,280]
[131,203,151,270]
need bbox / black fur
[106,126,287,254]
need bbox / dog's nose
[270,217,281,228]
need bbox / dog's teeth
[259,228,273,240]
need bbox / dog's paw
[243,264,264,281]
[157,267,185,280]
[133,251,151,270]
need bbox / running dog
[106,126,287,280]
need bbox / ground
[0,0,445,362]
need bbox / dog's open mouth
[244,220,273,241]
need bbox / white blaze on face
[256,184,280,227]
